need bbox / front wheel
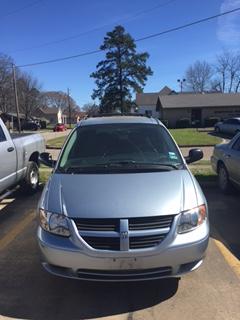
[218,163,232,194]
[22,161,39,194]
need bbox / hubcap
[30,169,38,186]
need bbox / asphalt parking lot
[0,183,239,320]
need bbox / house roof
[159,86,174,95]
[136,92,159,106]
[39,107,68,116]
[136,86,175,106]
[39,107,59,114]
[159,92,240,109]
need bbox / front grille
[74,218,119,231]
[129,216,173,230]
[73,215,174,251]
[82,236,120,250]
[130,234,166,249]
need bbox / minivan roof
[78,116,161,126]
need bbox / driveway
[40,129,71,142]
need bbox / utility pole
[67,88,71,129]
[12,64,21,133]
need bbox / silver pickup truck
[0,118,45,198]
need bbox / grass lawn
[47,128,221,148]
[39,167,52,184]
[39,161,217,186]
[169,128,221,146]
[189,160,217,182]
[47,136,67,148]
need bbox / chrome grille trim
[72,215,174,251]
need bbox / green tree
[91,25,153,113]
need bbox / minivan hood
[43,170,200,218]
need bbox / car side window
[232,137,240,151]
[0,125,6,142]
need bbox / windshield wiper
[59,161,182,174]
[96,161,182,170]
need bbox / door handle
[7,147,14,152]
[225,154,231,158]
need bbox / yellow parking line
[214,239,240,279]
[0,198,15,211]
[0,211,35,251]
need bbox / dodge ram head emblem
[120,231,128,239]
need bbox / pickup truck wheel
[22,161,39,194]
[218,163,232,194]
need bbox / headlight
[177,205,207,234]
[39,209,71,237]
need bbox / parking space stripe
[0,211,35,251]
[214,239,240,279]
[0,198,15,212]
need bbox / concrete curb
[46,145,61,150]
[180,144,216,148]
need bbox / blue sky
[1,0,240,107]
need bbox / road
[40,129,71,142]
[0,184,239,320]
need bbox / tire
[21,161,39,194]
[218,163,232,194]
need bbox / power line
[17,49,101,68]
[135,7,240,42]
[16,7,240,68]
[10,0,178,53]
[0,0,44,20]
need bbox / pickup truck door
[0,125,17,194]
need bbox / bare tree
[185,60,213,92]
[17,72,42,119]
[82,102,99,116]
[42,91,68,110]
[0,54,14,113]
[214,50,240,93]
[42,90,80,125]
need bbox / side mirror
[185,148,203,164]
[39,152,56,168]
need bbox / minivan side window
[0,125,6,142]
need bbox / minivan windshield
[58,123,183,173]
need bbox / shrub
[160,119,169,127]
[204,117,220,127]
[176,118,191,128]
[40,120,47,129]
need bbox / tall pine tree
[91,25,153,113]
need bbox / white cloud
[217,0,240,45]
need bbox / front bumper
[37,219,209,281]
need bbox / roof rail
[87,112,151,118]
